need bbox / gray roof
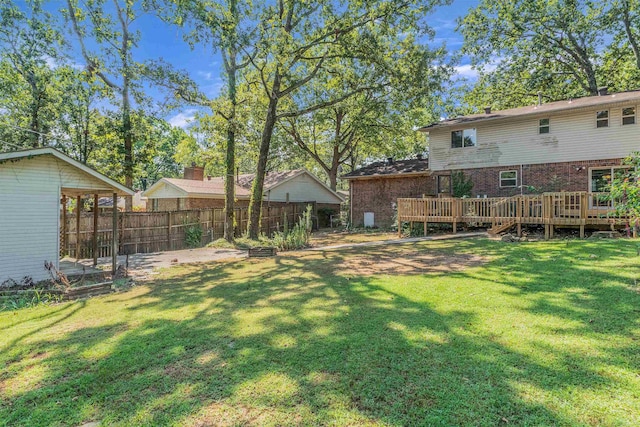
[342,158,430,179]
[420,89,640,131]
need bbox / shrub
[185,224,203,248]
[271,205,313,251]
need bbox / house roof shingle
[419,89,640,131]
[342,158,430,179]
[163,177,251,198]
[236,169,304,190]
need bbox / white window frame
[589,166,628,209]
[622,106,636,125]
[499,170,518,188]
[539,118,550,134]
[596,110,609,128]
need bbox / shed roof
[0,147,134,196]
[342,158,431,180]
[419,89,640,131]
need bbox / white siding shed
[0,148,133,283]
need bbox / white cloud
[454,64,479,78]
[197,71,214,81]
[168,109,198,128]
[454,62,498,79]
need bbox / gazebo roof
[0,147,134,196]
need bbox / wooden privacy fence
[61,203,311,260]
[397,192,633,239]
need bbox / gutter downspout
[349,182,353,227]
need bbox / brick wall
[460,158,624,198]
[349,175,436,228]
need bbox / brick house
[342,157,433,228]
[421,89,640,198]
[345,89,640,228]
[143,166,344,222]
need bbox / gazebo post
[112,192,118,275]
[76,195,82,263]
[93,193,99,266]
[61,195,67,257]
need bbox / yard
[1,238,639,426]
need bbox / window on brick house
[499,170,517,188]
[437,175,451,194]
[596,110,609,128]
[152,199,159,211]
[622,107,636,125]
[451,128,476,148]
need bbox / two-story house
[344,89,640,228]
[421,89,640,198]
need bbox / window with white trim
[539,118,550,134]
[499,170,517,188]
[622,107,636,125]
[451,128,476,148]
[596,110,609,128]
[589,167,627,192]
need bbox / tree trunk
[247,73,281,239]
[122,87,133,211]
[622,1,640,70]
[224,43,238,242]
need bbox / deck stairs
[488,219,517,235]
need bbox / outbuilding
[0,147,133,284]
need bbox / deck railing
[397,192,631,239]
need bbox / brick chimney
[184,162,204,180]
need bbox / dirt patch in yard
[335,251,486,276]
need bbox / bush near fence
[61,203,311,259]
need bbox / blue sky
[23,0,481,127]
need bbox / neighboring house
[143,166,345,222]
[96,191,147,212]
[420,88,640,198]
[342,157,432,228]
[345,89,640,228]
[0,147,133,283]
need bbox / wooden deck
[397,192,635,239]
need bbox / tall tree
[245,0,447,238]
[460,0,605,103]
[0,1,64,148]
[64,0,150,209]
[166,0,256,242]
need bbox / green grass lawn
[2,238,640,426]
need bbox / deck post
[516,196,522,237]
[93,193,99,266]
[452,199,458,234]
[76,195,82,261]
[550,224,554,238]
[580,225,585,238]
[544,224,550,240]
[424,220,427,236]
[112,192,118,275]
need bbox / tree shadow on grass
[1,238,639,426]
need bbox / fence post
[397,200,402,238]
[167,211,172,250]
